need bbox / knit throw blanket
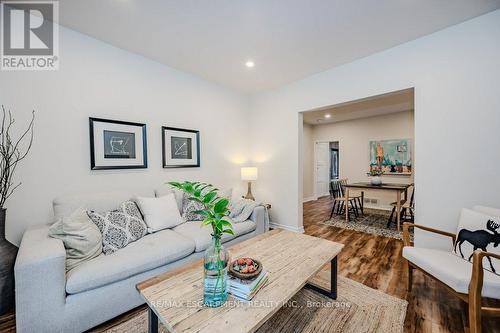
[229,198,268,227]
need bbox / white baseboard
[303,196,317,203]
[269,222,305,233]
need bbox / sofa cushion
[232,219,257,236]
[173,219,256,252]
[66,229,195,294]
[403,246,500,298]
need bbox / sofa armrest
[403,222,456,247]
[250,206,268,234]
[15,224,67,331]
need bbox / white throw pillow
[473,205,500,218]
[136,194,183,233]
[154,185,184,213]
[453,208,500,275]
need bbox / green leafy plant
[169,181,233,304]
[167,181,233,237]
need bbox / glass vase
[203,234,229,307]
[370,176,382,185]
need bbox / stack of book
[228,270,269,301]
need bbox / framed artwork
[89,117,147,170]
[162,126,200,168]
[369,139,412,175]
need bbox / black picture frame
[89,117,148,170]
[162,126,200,168]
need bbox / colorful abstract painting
[369,139,412,175]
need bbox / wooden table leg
[148,307,158,333]
[305,257,337,299]
[396,190,401,232]
[345,188,350,222]
[330,256,338,299]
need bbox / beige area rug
[96,271,407,333]
[322,208,414,241]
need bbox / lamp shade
[241,167,258,181]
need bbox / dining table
[344,182,412,231]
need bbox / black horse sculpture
[454,219,500,273]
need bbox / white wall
[250,10,500,248]
[0,26,249,245]
[304,111,414,208]
[302,123,315,201]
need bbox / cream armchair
[402,222,500,333]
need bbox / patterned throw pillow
[181,188,232,222]
[182,198,206,222]
[87,201,147,255]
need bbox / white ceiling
[303,88,414,125]
[56,0,500,93]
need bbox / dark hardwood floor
[304,196,500,333]
[0,311,14,333]
[1,196,499,332]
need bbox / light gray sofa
[14,187,268,333]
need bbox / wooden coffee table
[136,229,343,333]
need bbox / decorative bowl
[229,257,262,280]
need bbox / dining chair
[329,179,339,199]
[340,179,364,215]
[329,179,362,220]
[388,184,414,227]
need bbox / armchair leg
[405,260,413,292]
[468,250,484,333]
[468,298,481,333]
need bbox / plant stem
[212,236,223,297]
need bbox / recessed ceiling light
[245,60,255,68]
[324,114,331,119]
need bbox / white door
[315,142,330,197]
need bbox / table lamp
[241,167,258,201]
